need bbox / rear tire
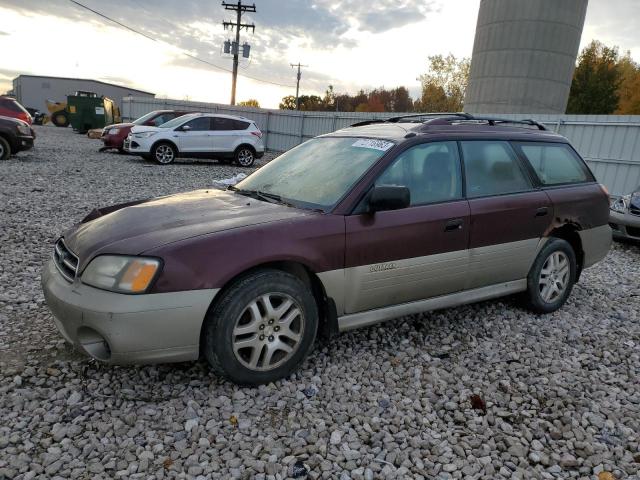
[51,111,69,128]
[235,146,255,167]
[152,142,177,164]
[0,136,10,160]
[203,269,318,385]
[523,238,576,314]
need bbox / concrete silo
[464,0,588,114]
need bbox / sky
[0,0,638,108]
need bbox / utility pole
[222,1,255,105]
[290,62,308,110]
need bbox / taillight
[251,131,263,139]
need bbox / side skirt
[337,279,527,332]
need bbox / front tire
[152,142,177,164]
[0,136,10,160]
[523,238,576,314]
[203,269,318,385]
[51,110,69,128]
[235,146,255,167]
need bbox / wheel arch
[198,259,338,357]
[150,138,179,154]
[234,143,256,154]
[548,223,584,280]
[0,131,15,154]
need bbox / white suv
[124,113,265,166]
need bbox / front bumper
[124,134,153,154]
[101,132,126,149]
[609,210,640,241]
[41,259,218,364]
[17,135,34,152]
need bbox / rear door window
[233,120,250,130]
[212,117,237,131]
[460,141,532,198]
[515,142,591,185]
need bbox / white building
[11,74,154,113]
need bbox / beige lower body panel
[319,238,542,317]
[579,224,612,268]
[337,279,527,331]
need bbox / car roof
[190,112,253,122]
[328,116,568,144]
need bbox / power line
[68,0,295,89]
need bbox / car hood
[64,189,311,267]
[130,125,162,134]
[105,122,135,130]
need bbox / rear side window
[516,142,590,185]
[460,141,532,198]
[1,98,28,113]
[233,120,250,130]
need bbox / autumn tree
[280,86,414,112]
[615,52,640,114]
[238,99,260,108]
[279,94,324,111]
[416,54,470,112]
[566,40,621,114]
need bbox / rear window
[516,142,590,185]
[1,98,29,114]
[234,120,250,130]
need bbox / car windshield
[132,111,162,125]
[158,114,198,129]
[235,137,394,210]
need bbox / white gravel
[1,126,639,480]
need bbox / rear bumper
[579,224,612,268]
[609,210,640,241]
[41,259,218,364]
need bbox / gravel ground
[1,126,639,480]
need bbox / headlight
[108,128,120,135]
[134,131,157,139]
[610,196,629,213]
[82,256,161,294]
[16,123,30,135]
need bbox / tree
[567,40,621,114]
[279,94,324,111]
[238,99,260,108]
[416,54,470,112]
[615,51,640,114]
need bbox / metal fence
[122,97,640,196]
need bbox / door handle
[444,218,463,232]
[535,207,549,217]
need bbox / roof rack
[349,113,548,131]
[386,112,473,123]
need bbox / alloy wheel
[237,149,254,166]
[0,143,4,159]
[538,251,570,303]
[155,144,174,163]
[232,293,304,371]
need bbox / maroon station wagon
[42,113,612,385]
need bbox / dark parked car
[101,110,192,152]
[609,186,640,241]
[42,114,611,385]
[0,96,32,125]
[26,107,45,125]
[0,115,35,160]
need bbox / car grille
[53,239,79,282]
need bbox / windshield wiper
[229,186,287,205]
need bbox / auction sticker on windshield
[352,139,394,151]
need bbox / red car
[101,110,192,151]
[0,96,32,125]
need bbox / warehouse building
[11,74,154,114]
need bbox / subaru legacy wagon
[42,113,611,385]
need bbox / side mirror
[179,124,192,132]
[368,185,410,213]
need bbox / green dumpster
[67,91,120,133]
